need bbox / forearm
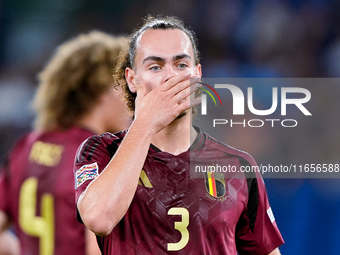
[85,228,101,255]
[78,119,154,236]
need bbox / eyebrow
[142,54,191,64]
[173,54,191,62]
[142,56,165,64]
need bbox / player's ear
[195,64,202,78]
[125,67,137,93]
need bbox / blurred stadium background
[1,0,340,254]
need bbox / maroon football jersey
[74,128,284,255]
[0,126,94,255]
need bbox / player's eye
[150,65,161,72]
[177,63,188,69]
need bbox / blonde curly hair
[33,31,127,130]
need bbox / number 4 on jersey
[19,177,55,255]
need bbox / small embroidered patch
[75,162,99,188]
[267,207,275,223]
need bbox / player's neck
[76,110,105,135]
[151,114,197,155]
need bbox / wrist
[129,117,157,140]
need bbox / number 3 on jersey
[19,177,55,255]
[167,207,189,251]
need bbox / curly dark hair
[114,15,201,112]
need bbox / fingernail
[185,73,191,77]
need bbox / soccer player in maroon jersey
[74,16,284,254]
[0,31,131,255]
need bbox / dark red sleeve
[236,170,284,255]
[0,138,24,215]
[0,149,17,216]
[73,135,113,204]
[0,170,8,213]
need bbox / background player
[0,31,131,254]
[74,16,284,254]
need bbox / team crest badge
[75,162,99,188]
[204,171,226,198]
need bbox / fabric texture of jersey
[0,126,94,255]
[74,128,284,255]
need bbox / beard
[176,111,186,120]
[175,103,199,120]
[175,109,189,120]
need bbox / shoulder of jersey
[82,130,127,147]
[203,132,256,162]
[75,130,127,163]
[3,132,31,162]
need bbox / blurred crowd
[0,0,340,254]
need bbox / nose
[164,65,178,82]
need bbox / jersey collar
[149,126,205,154]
